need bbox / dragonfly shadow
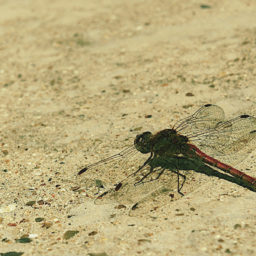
[165,156,256,193]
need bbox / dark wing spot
[204,104,212,107]
[97,191,109,199]
[78,167,88,175]
[250,130,256,134]
[115,182,122,191]
[131,202,139,210]
[240,114,250,118]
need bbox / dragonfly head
[134,131,153,154]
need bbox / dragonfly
[78,104,256,208]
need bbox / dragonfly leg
[124,152,153,180]
[160,157,187,195]
[166,169,186,196]
[134,166,154,186]
[176,170,186,196]
[133,152,153,176]
[153,168,165,181]
[114,153,153,189]
[134,167,167,186]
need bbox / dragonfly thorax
[134,129,189,155]
[150,129,189,155]
[134,131,153,154]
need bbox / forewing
[78,146,136,175]
[77,145,147,194]
[174,104,225,136]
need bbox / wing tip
[78,167,88,175]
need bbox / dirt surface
[1,0,256,255]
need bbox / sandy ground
[1,0,256,255]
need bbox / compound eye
[138,136,143,143]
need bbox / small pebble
[185,92,194,97]
[114,204,126,209]
[29,234,38,239]
[0,204,16,213]
[63,230,79,240]
[88,231,97,236]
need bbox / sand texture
[1,0,256,255]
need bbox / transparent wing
[77,145,151,196]
[93,158,209,217]
[190,114,256,157]
[78,146,203,216]
[94,166,178,205]
[174,104,256,161]
[174,104,225,134]
[78,146,137,175]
